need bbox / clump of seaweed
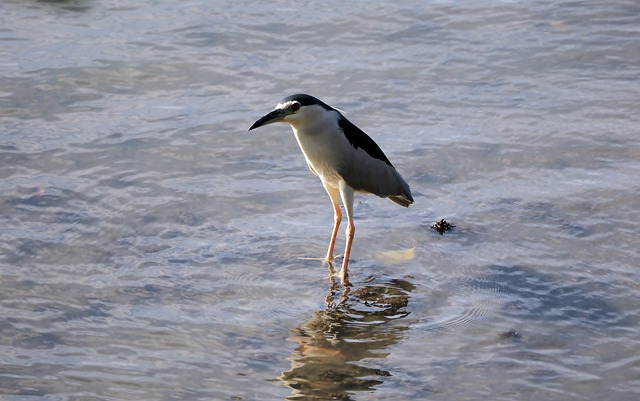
[499,329,522,340]
[430,219,455,235]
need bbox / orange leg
[338,181,355,284]
[326,200,342,263]
[323,184,342,265]
[341,217,355,283]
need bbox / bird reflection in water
[279,277,415,400]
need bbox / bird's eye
[291,102,301,112]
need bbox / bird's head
[248,94,335,131]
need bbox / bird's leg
[340,217,355,285]
[338,181,355,285]
[323,184,342,267]
[326,202,342,263]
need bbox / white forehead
[276,100,297,109]
[275,101,341,113]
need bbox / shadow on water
[417,264,632,336]
[279,277,415,400]
[34,0,91,10]
[473,265,632,329]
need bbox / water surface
[1,0,639,400]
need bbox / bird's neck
[289,109,341,139]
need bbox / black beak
[248,109,288,131]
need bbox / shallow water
[1,0,639,400]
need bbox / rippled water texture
[1,0,639,400]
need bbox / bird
[249,94,413,282]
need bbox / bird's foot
[338,268,350,287]
[298,256,327,262]
[298,255,349,286]
[321,252,345,266]
[329,257,350,287]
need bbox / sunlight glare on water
[1,0,639,400]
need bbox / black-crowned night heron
[249,94,413,282]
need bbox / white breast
[290,109,349,188]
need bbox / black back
[282,94,394,167]
[338,116,393,167]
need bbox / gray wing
[336,116,413,206]
[338,146,414,207]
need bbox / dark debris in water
[430,219,456,235]
[499,329,522,340]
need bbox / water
[1,0,639,400]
